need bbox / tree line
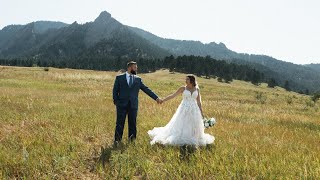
[0,55,311,94]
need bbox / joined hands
[156,98,164,104]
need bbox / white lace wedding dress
[148,87,215,146]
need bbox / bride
[148,75,215,146]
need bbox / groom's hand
[156,98,163,104]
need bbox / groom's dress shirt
[126,71,134,85]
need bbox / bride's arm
[196,88,204,118]
[162,86,185,103]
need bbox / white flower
[209,118,216,126]
[208,121,213,126]
[204,122,209,127]
[203,117,217,128]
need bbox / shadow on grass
[179,145,197,161]
[152,143,215,162]
[93,142,216,171]
[179,144,216,161]
[94,142,128,170]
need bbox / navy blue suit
[113,73,158,142]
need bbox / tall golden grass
[0,66,319,179]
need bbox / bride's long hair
[186,75,199,89]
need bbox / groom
[112,61,162,146]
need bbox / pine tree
[267,78,278,88]
[284,80,291,91]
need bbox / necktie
[129,75,133,87]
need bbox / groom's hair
[127,61,137,68]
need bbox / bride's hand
[160,98,165,104]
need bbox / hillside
[1,11,320,94]
[129,26,320,93]
[0,11,170,60]
[0,66,319,179]
[1,11,320,93]
[305,63,320,73]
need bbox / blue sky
[0,0,319,64]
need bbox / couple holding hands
[112,61,214,147]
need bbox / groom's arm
[113,76,120,105]
[140,78,159,101]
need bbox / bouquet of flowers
[203,117,216,128]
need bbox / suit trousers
[114,102,138,142]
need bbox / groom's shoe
[128,136,136,145]
[113,141,122,149]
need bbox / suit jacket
[113,73,158,109]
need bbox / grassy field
[0,66,319,179]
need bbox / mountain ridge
[0,11,319,93]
